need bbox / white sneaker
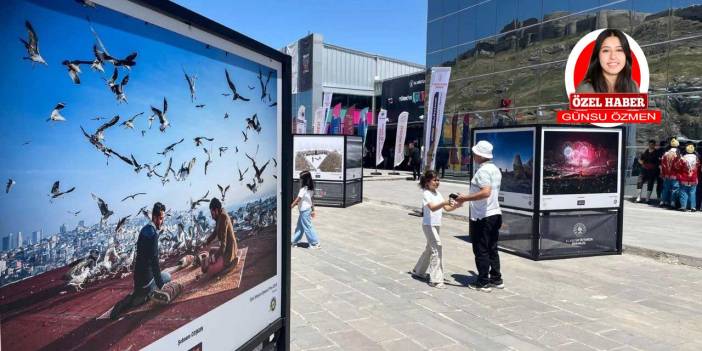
[310,244,321,250]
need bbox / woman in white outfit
[412,170,460,288]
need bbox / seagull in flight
[80,116,119,159]
[130,154,143,173]
[195,104,205,108]
[258,66,273,101]
[20,21,47,65]
[47,103,67,122]
[242,129,249,142]
[6,179,16,193]
[137,206,150,220]
[237,163,249,182]
[218,184,230,202]
[183,67,197,102]
[245,113,261,133]
[218,146,228,157]
[121,192,146,202]
[106,67,129,103]
[203,148,213,175]
[271,157,278,167]
[224,68,250,102]
[121,112,144,129]
[224,112,229,119]
[143,162,162,178]
[91,193,114,223]
[115,215,131,233]
[158,138,184,156]
[246,153,270,184]
[62,59,91,84]
[90,44,106,73]
[67,210,81,216]
[189,190,210,211]
[22,141,31,146]
[151,97,170,132]
[50,181,75,199]
[194,136,214,147]
[246,178,258,193]
[177,157,197,181]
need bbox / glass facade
[427,0,702,195]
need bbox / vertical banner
[296,105,307,134]
[285,43,298,94]
[423,67,451,170]
[313,107,326,134]
[322,92,333,109]
[394,112,409,167]
[358,107,369,138]
[298,34,313,92]
[376,109,388,166]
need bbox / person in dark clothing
[655,140,667,200]
[436,147,449,178]
[635,140,659,203]
[110,202,171,319]
[409,142,422,180]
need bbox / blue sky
[173,0,428,65]
[0,0,278,240]
[474,130,534,171]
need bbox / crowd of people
[634,138,701,212]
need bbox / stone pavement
[360,175,702,268]
[289,202,702,350]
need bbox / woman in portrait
[577,29,639,93]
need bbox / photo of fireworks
[542,130,620,195]
[0,1,280,350]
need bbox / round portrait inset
[565,29,649,95]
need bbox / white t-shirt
[422,189,444,226]
[469,161,502,219]
[297,186,314,211]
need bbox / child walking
[291,171,320,249]
[412,170,459,288]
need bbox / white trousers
[413,225,444,284]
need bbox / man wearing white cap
[454,140,503,292]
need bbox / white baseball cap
[472,140,494,159]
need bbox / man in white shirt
[455,140,503,292]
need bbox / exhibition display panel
[0,0,292,350]
[471,125,624,260]
[293,135,363,207]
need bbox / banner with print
[423,67,451,170]
[375,109,388,166]
[394,112,409,167]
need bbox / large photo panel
[293,135,344,181]
[540,127,622,211]
[473,127,535,210]
[0,0,282,350]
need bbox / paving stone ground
[289,194,702,350]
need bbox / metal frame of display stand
[471,124,625,260]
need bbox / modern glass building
[426,0,701,195]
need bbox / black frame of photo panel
[292,134,364,208]
[471,124,625,260]
[127,1,294,350]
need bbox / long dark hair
[419,170,438,190]
[300,171,315,191]
[583,29,636,93]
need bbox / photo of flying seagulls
[2,2,280,349]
